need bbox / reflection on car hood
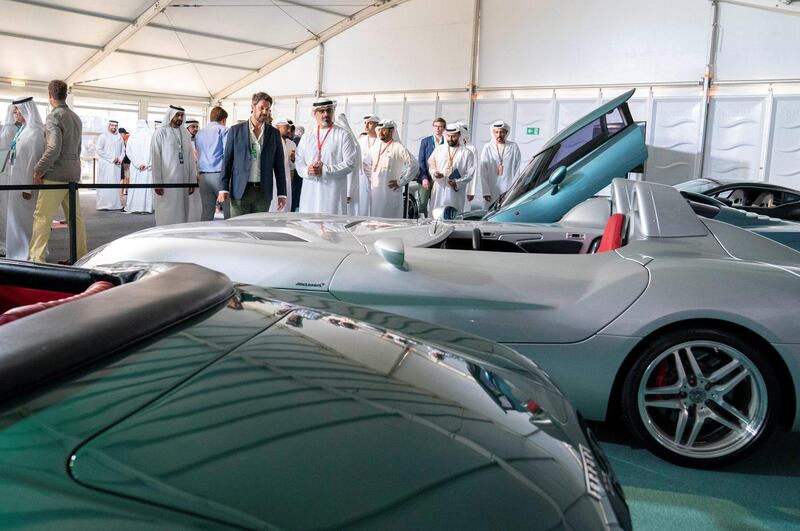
[59,287,627,530]
[119,213,454,251]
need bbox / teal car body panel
[487,89,647,224]
[0,261,630,530]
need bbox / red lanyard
[495,141,506,161]
[316,125,333,160]
[373,140,393,172]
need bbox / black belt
[246,181,262,188]
[199,171,219,174]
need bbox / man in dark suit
[417,117,446,218]
[218,92,286,216]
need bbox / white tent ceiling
[0,0,407,100]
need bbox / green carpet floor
[597,428,800,530]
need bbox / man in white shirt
[354,114,380,215]
[95,119,125,211]
[427,123,475,214]
[294,99,357,214]
[150,105,197,226]
[470,120,522,208]
[369,120,418,218]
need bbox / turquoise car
[482,89,648,223]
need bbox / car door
[487,90,647,224]
[328,247,649,344]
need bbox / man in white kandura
[0,110,8,257]
[355,114,380,216]
[427,123,475,214]
[270,118,296,212]
[369,120,418,218]
[335,113,361,216]
[124,119,153,214]
[95,119,125,210]
[470,120,521,209]
[295,99,357,214]
[150,105,197,226]
[0,98,45,260]
[185,119,202,222]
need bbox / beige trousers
[29,180,88,263]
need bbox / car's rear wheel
[621,328,779,468]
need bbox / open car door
[486,89,647,224]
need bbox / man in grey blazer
[217,92,286,216]
[29,79,88,263]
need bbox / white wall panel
[513,100,554,162]
[766,96,800,188]
[479,0,710,88]
[322,0,472,93]
[647,98,702,185]
[716,4,800,81]
[404,101,438,156]
[375,101,405,138]
[438,100,470,129]
[704,97,766,182]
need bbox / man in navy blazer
[218,92,286,216]
[417,117,446,218]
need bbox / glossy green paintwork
[0,288,627,529]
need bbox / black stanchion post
[68,182,78,265]
[403,183,409,219]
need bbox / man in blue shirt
[417,117,446,218]
[194,106,229,221]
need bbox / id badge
[497,163,503,176]
[250,143,258,161]
[178,150,184,165]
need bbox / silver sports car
[79,179,800,468]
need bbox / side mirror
[375,237,406,270]
[431,205,459,220]
[548,166,567,194]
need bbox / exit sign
[526,127,540,135]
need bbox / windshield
[346,218,452,248]
[490,147,555,211]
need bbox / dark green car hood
[1,286,625,530]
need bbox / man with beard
[218,92,286,216]
[471,120,521,208]
[95,119,124,210]
[368,120,418,218]
[150,105,197,226]
[0,98,45,259]
[427,123,474,214]
[354,114,380,216]
[294,99,357,214]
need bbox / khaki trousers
[29,180,88,263]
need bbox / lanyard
[10,125,25,158]
[172,128,184,164]
[446,144,459,169]
[372,140,393,172]
[316,125,333,161]
[495,141,506,162]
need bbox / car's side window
[782,192,800,204]
[544,105,631,182]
